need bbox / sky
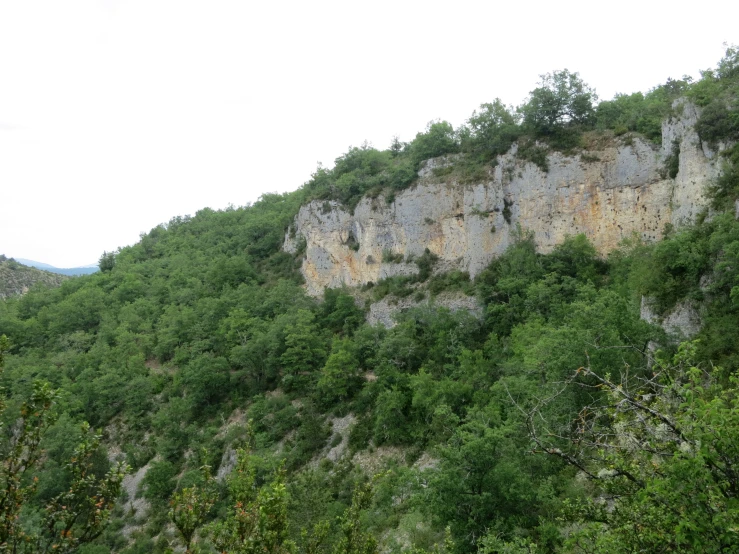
[1,1,737,268]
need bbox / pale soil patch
[412,451,439,471]
[352,446,407,475]
[120,460,154,539]
[326,413,356,462]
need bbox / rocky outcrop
[367,292,482,328]
[641,296,702,339]
[285,106,720,297]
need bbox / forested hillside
[0,255,68,299]
[0,47,738,553]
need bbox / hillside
[0,255,68,299]
[0,47,737,554]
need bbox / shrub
[381,249,405,263]
[409,121,460,167]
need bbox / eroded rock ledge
[285,105,719,297]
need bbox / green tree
[520,69,597,138]
[34,425,127,553]
[169,462,217,553]
[526,342,739,553]
[320,289,364,336]
[208,449,294,554]
[316,339,361,406]
[332,480,378,554]
[0,335,128,553]
[460,100,521,163]
[98,251,116,272]
[410,121,460,167]
[180,353,230,412]
[281,310,327,391]
[426,404,537,550]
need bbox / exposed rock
[217,448,238,481]
[286,107,719,297]
[325,413,356,462]
[412,451,439,471]
[662,301,702,338]
[306,414,356,468]
[367,292,482,328]
[640,296,660,326]
[641,296,702,339]
[661,101,716,225]
[120,461,152,539]
[214,408,250,481]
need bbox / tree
[520,70,597,137]
[180,353,231,412]
[320,289,364,336]
[34,424,126,553]
[281,310,327,391]
[522,342,739,553]
[316,339,361,406]
[98,251,116,272]
[332,480,378,554]
[410,121,460,167]
[208,448,294,554]
[0,335,128,553]
[169,462,217,553]
[460,100,521,162]
[426,404,538,551]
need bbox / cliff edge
[285,104,720,297]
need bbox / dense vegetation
[301,58,718,211]
[0,47,738,553]
[0,255,68,300]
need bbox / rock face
[641,296,702,339]
[367,292,482,328]
[285,106,720,297]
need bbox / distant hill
[15,258,99,276]
[0,255,68,299]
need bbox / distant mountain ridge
[0,255,68,299]
[15,258,99,276]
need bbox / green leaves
[40,424,128,553]
[208,449,294,554]
[332,480,378,554]
[461,100,521,164]
[169,462,217,552]
[316,339,361,406]
[534,343,739,553]
[410,122,460,168]
[0,341,128,554]
[520,69,598,141]
[281,310,329,391]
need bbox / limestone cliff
[285,104,721,297]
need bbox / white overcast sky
[1,1,737,267]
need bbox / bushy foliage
[521,70,598,131]
[409,121,460,166]
[595,79,689,144]
[460,100,521,164]
[0,47,738,554]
